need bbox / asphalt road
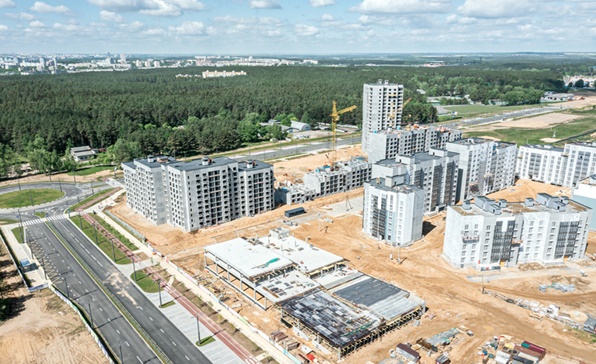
[26,222,159,364]
[48,217,212,364]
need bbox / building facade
[366,125,463,164]
[122,156,274,231]
[363,178,425,247]
[446,138,517,202]
[371,148,459,214]
[572,175,596,230]
[362,80,404,152]
[443,194,592,269]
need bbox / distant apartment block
[446,138,517,202]
[362,80,404,152]
[572,175,596,230]
[202,70,247,78]
[275,157,371,205]
[516,142,596,187]
[366,125,463,163]
[363,178,425,247]
[371,148,459,214]
[443,194,592,269]
[122,156,274,231]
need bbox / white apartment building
[444,194,592,269]
[122,156,274,231]
[363,178,425,247]
[516,142,596,187]
[366,125,463,163]
[371,148,459,214]
[362,80,404,152]
[516,145,566,185]
[572,175,596,230]
[446,138,517,202]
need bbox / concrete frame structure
[122,156,274,231]
[363,178,425,247]
[446,138,517,202]
[362,80,404,152]
[365,125,463,164]
[443,194,592,269]
[516,142,596,188]
[372,148,459,214]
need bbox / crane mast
[330,101,357,168]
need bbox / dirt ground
[0,169,120,188]
[111,162,596,364]
[0,248,107,364]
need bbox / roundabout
[0,188,65,209]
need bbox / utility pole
[28,188,34,206]
[93,223,99,245]
[41,256,47,280]
[132,258,137,281]
[158,279,162,307]
[17,208,25,244]
[78,214,83,230]
[119,342,124,363]
[72,168,80,204]
[58,178,62,192]
[481,276,485,295]
[196,316,201,344]
[111,239,116,262]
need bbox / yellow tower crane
[330,101,357,168]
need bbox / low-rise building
[363,177,424,247]
[70,146,97,162]
[443,194,592,269]
[446,138,517,202]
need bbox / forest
[0,62,574,177]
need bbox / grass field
[70,188,117,211]
[196,336,215,347]
[444,104,543,118]
[464,116,596,145]
[70,216,131,264]
[0,188,64,208]
[130,269,159,293]
[11,227,24,244]
[0,218,17,225]
[87,213,137,251]
[69,165,114,176]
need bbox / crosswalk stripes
[21,215,68,227]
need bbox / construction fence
[104,210,146,243]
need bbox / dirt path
[0,245,107,364]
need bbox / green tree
[574,79,585,88]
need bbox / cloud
[295,24,319,36]
[321,14,334,21]
[52,22,82,32]
[100,10,125,22]
[354,0,451,14]
[89,0,204,16]
[5,12,36,20]
[29,20,45,28]
[0,24,7,31]
[311,0,335,7]
[458,0,536,18]
[169,21,213,35]
[250,0,281,9]
[142,27,165,35]
[0,0,14,8]
[31,2,70,14]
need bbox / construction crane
[330,101,357,168]
[388,97,412,129]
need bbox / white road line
[172,341,177,347]
[185,356,190,361]
[116,329,120,334]
[125,342,130,347]
[149,317,153,321]
[99,307,103,312]
[136,356,142,363]
[160,329,164,333]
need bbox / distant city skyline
[0,0,594,54]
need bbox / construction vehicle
[388,97,412,129]
[329,101,357,168]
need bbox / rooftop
[264,235,345,274]
[255,269,318,303]
[451,195,589,217]
[132,155,176,169]
[366,178,422,194]
[167,156,237,172]
[520,144,564,152]
[205,238,294,279]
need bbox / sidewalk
[0,223,47,289]
[95,192,293,364]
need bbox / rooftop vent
[147,155,156,163]
[461,200,472,210]
[201,156,210,166]
[525,198,535,207]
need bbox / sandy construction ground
[110,144,596,364]
[0,248,107,364]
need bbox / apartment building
[516,142,596,187]
[444,194,592,269]
[371,148,459,214]
[365,125,463,163]
[122,156,274,231]
[446,138,517,202]
[516,145,566,185]
[572,175,596,230]
[363,178,424,247]
[362,80,404,152]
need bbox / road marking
[136,356,142,363]
[149,317,153,321]
[160,329,164,333]
[172,341,177,347]
[99,307,103,312]
[185,356,190,361]
[139,307,143,310]
[125,342,130,347]
[116,329,120,334]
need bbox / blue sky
[0,0,595,54]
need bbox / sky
[0,0,595,55]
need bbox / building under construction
[275,157,372,205]
[204,228,425,358]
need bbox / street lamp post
[111,239,116,262]
[158,279,162,307]
[93,223,99,245]
[64,276,70,299]
[132,258,137,281]
[28,189,34,206]
[41,256,47,280]
[17,208,24,244]
[88,302,94,328]
[196,316,201,345]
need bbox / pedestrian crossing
[20,215,68,226]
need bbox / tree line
[0,64,571,177]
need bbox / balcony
[462,233,480,244]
